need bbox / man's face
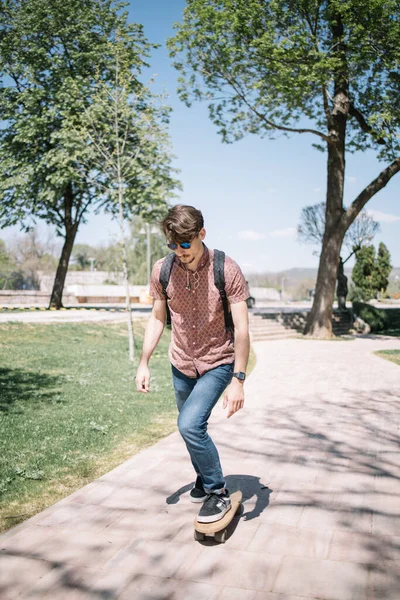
[169,228,206,266]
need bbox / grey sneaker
[189,476,207,503]
[197,490,231,523]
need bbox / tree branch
[74,163,110,194]
[349,103,385,144]
[77,195,93,224]
[343,158,400,228]
[206,60,331,143]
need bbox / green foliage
[168,0,400,160]
[0,0,155,231]
[351,245,377,300]
[0,0,179,304]
[70,217,167,284]
[70,37,180,223]
[351,242,392,300]
[0,240,23,290]
[374,242,392,294]
[70,245,93,271]
[352,301,390,332]
[126,217,167,285]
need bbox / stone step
[249,312,355,337]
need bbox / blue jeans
[171,362,234,494]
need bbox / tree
[168,0,400,337]
[9,229,58,289]
[298,203,380,262]
[374,242,392,297]
[126,217,168,285]
[71,245,94,271]
[0,240,23,290]
[0,0,171,309]
[351,246,376,300]
[351,242,392,300]
[73,38,179,360]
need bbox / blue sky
[2,0,399,272]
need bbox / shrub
[352,301,390,332]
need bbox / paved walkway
[1,336,400,600]
[0,308,150,324]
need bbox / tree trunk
[305,138,347,337]
[49,184,79,309]
[304,139,347,337]
[118,196,135,362]
[304,9,349,338]
[49,223,78,309]
[304,227,345,337]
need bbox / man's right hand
[136,364,150,393]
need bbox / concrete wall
[251,287,282,302]
[38,271,125,292]
[0,290,77,306]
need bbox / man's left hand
[223,379,245,418]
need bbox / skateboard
[194,490,242,543]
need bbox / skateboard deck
[194,490,242,543]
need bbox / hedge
[352,302,400,332]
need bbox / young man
[135,205,250,523]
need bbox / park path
[0,308,150,324]
[1,335,400,600]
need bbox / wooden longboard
[194,490,242,543]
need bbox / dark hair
[161,205,204,242]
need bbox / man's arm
[135,299,167,393]
[223,300,250,418]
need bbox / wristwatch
[232,371,246,382]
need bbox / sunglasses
[166,241,191,250]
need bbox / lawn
[0,320,256,532]
[375,349,400,366]
[0,320,177,532]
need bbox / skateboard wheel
[214,529,227,543]
[194,530,205,541]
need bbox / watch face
[234,372,246,381]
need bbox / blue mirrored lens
[167,242,191,250]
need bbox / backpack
[159,249,234,333]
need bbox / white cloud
[238,230,266,241]
[367,210,400,223]
[347,176,357,183]
[313,187,321,193]
[269,227,297,238]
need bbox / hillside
[246,266,400,300]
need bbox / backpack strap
[213,249,234,333]
[159,253,175,327]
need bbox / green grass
[0,321,177,532]
[0,321,257,532]
[375,350,400,366]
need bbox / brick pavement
[1,335,400,600]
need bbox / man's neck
[186,243,205,272]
